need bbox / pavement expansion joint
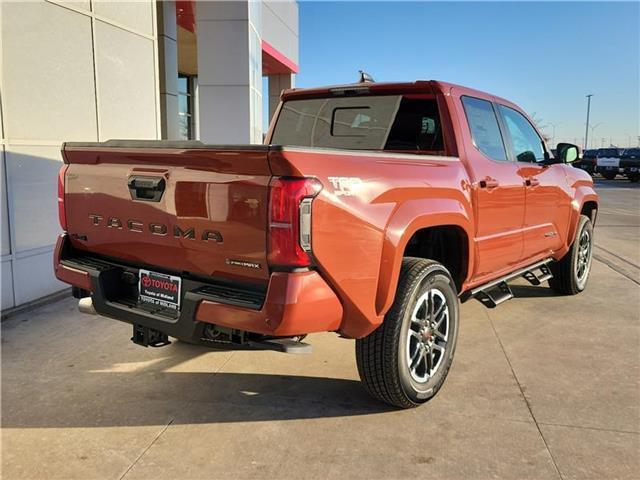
[483,309,565,480]
[119,419,174,480]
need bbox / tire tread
[549,215,592,295]
[356,257,455,408]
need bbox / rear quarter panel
[270,149,473,338]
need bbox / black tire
[355,258,459,409]
[602,172,617,180]
[549,215,594,295]
[628,174,639,183]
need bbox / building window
[178,74,194,140]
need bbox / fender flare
[375,198,474,316]
[566,189,599,249]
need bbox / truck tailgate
[62,143,272,284]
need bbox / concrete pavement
[2,179,639,479]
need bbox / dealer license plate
[138,269,181,311]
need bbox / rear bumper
[54,234,343,340]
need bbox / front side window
[498,105,545,163]
[461,96,507,161]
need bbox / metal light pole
[584,94,593,150]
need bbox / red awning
[176,1,195,33]
[262,40,299,75]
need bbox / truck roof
[281,80,513,106]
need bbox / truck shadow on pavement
[1,341,394,429]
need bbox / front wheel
[549,215,594,295]
[602,171,617,180]
[355,258,459,408]
[628,174,640,183]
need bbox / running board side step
[469,258,554,308]
[474,282,514,308]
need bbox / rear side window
[271,96,446,152]
[461,96,507,161]
[497,105,546,163]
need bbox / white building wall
[262,0,298,65]
[262,0,298,122]
[0,0,299,311]
[196,0,263,144]
[0,0,160,310]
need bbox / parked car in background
[575,149,597,175]
[620,148,640,182]
[595,148,621,180]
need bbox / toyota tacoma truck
[55,80,598,408]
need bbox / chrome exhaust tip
[78,297,97,315]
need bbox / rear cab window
[271,95,447,154]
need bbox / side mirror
[556,143,580,164]
[516,150,537,163]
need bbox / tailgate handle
[128,176,165,202]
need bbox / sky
[283,1,640,148]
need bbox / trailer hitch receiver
[131,324,171,347]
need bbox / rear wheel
[602,171,617,180]
[628,174,639,183]
[549,215,594,295]
[355,258,459,408]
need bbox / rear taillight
[268,177,323,268]
[57,164,69,231]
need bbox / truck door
[495,104,571,261]
[454,94,525,283]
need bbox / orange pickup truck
[55,80,598,408]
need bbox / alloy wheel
[406,288,449,383]
[576,229,592,282]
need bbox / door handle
[524,177,540,187]
[479,178,500,189]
